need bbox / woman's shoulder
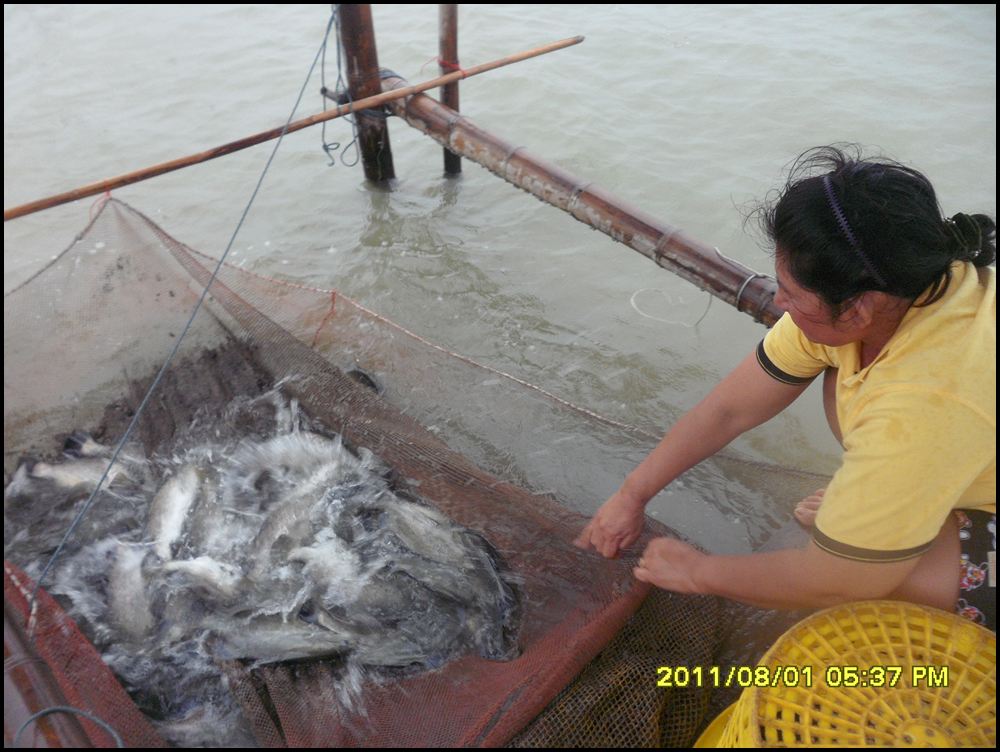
[888,262,995,391]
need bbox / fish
[345,367,384,396]
[63,430,146,466]
[3,462,34,503]
[61,431,152,488]
[178,468,229,558]
[231,432,353,490]
[5,392,523,741]
[290,491,522,665]
[246,470,338,579]
[146,465,201,561]
[107,542,155,642]
[287,538,370,606]
[23,456,130,492]
[206,614,355,666]
[296,576,451,670]
[161,556,244,600]
[3,433,150,527]
[344,495,521,659]
[217,432,355,521]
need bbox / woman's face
[773,256,865,346]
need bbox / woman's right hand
[574,489,647,558]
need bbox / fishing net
[4,198,826,747]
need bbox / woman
[575,145,996,631]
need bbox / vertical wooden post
[439,4,462,175]
[338,4,395,183]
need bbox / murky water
[4,4,995,554]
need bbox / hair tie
[946,213,982,259]
[821,174,888,287]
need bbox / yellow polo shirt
[759,262,996,562]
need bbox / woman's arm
[575,348,812,557]
[634,537,923,610]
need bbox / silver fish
[27,457,129,492]
[9,401,522,713]
[63,430,147,466]
[147,465,201,561]
[162,556,244,600]
[107,542,155,642]
[232,432,352,490]
[246,464,345,579]
[3,462,33,503]
[287,539,370,606]
[352,497,521,661]
[206,615,354,666]
[378,497,477,567]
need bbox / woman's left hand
[633,537,707,594]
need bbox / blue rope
[13,706,125,748]
[27,13,336,634]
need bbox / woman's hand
[574,489,647,558]
[633,537,706,594]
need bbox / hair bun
[946,212,996,266]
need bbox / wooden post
[439,4,461,175]
[338,4,395,183]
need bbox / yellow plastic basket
[716,601,995,747]
[695,703,736,748]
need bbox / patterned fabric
[955,509,996,632]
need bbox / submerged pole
[439,5,462,175]
[381,74,781,325]
[338,4,396,183]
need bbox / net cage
[4,198,826,747]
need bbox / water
[4,4,996,554]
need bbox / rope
[88,191,111,222]
[437,57,469,77]
[177,240,664,444]
[27,13,336,640]
[712,246,776,319]
[13,706,125,748]
[320,5,359,167]
[736,273,768,311]
[629,287,713,329]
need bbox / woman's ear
[835,292,878,330]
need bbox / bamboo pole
[439,4,461,175]
[380,73,782,325]
[3,36,584,223]
[338,4,395,183]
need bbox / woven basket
[712,601,995,747]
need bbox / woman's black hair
[757,144,995,315]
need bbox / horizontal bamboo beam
[381,74,781,325]
[4,35,584,222]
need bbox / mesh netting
[4,199,826,747]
